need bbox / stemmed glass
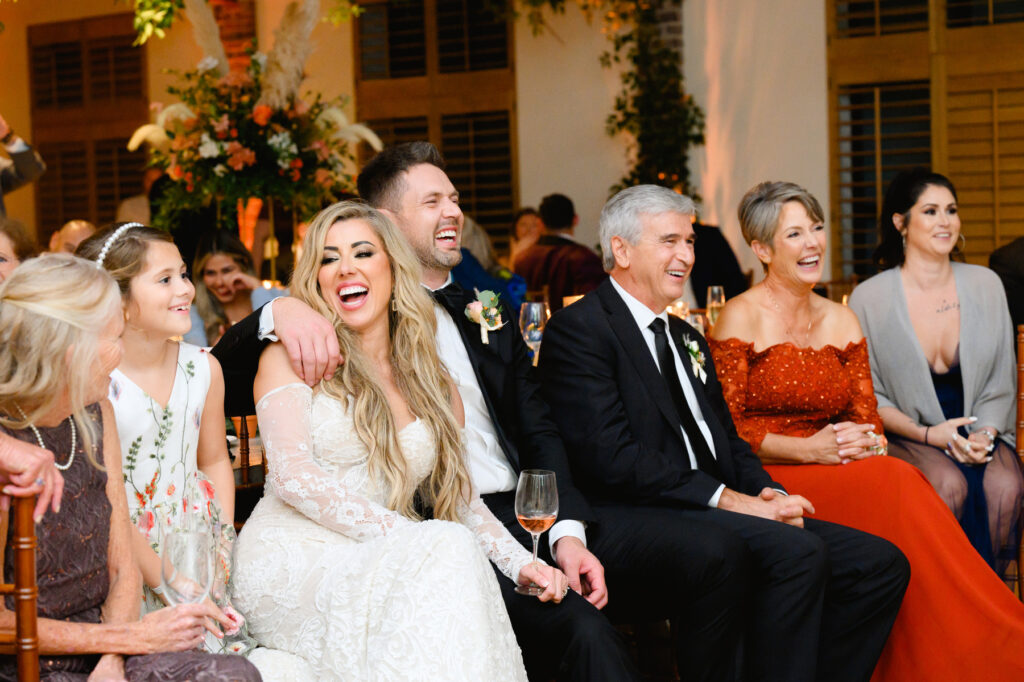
[520,302,549,367]
[161,517,215,606]
[514,469,559,596]
[706,285,726,327]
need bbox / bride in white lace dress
[231,202,568,681]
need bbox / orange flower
[290,158,303,169]
[226,142,256,170]
[169,165,184,180]
[166,483,176,497]
[253,104,273,126]
[315,168,334,187]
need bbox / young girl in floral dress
[78,222,250,654]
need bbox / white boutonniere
[465,290,506,344]
[684,335,707,383]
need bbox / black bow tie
[430,282,464,314]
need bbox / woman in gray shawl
[849,169,1020,575]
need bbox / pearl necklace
[16,406,76,471]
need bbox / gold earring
[391,298,397,312]
[901,232,907,251]
[958,233,966,250]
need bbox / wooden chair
[1016,325,1024,599]
[232,415,266,532]
[0,496,39,681]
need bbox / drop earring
[958,233,966,250]
[391,298,397,312]
[901,232,907,251]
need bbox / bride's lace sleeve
[256,383,416,541]
[455,486,540,583]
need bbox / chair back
[1017,325,1023,462]
[231,415,266,531]
[0,496,39,681]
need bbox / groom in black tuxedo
[538,184,910,682]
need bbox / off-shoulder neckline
[709,337,866,356]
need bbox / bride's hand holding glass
[517,563,570,604]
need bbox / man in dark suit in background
[212,142,643,681]
[513,193,606,312]
[690,221,749,306]
[538,184,910,682]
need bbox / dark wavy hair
[873,169,959,270]
[357,141,446,211]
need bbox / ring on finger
[34,478,44,486]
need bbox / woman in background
[850,169,1021,573]
[186,230,284,347]
[711,180,1024,682]
[0,218,36,282]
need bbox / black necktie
[648,318,721,477]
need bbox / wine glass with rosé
[514,469,559,596]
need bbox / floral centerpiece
[129,0,380,234]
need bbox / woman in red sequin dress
[708,181,1024,682]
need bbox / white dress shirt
[608,277,726,507]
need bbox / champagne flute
[514,469,559,596]
[520,302,549,367]
[706,285,726,327]
[161,520,215,606]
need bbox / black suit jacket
[537,278,780,508]
[0,143,46,220]
[690,223,748,307]
[211,288,594,525]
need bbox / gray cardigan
[849,262,1016,447]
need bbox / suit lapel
[667,315,731,460]
[439,285,521,471]
[597,282,685,444]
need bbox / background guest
[514,193,606,312]
[452,215,526,308]
[186,229,284,347]
[0,218,37,282]
[47,219,96,254]
[506,207,541,268]
[116,168,164,225]
[0,254,256,681]
[989,235,1024,336]
[710,180,1024,682]
[849,169,1021,575]
[689,221,749,307]
[0,113,45,221]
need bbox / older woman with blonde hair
[0,254,258,681]
[709,181,1024,682]
[231,200,564,680]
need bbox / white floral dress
[231,383,531,681]
[109,342,241,652]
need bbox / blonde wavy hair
[0,254,121,466]
[290,200,471,521]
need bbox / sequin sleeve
[837,340,883,429]
[708,338,770,452]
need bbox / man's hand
[718,487,814,528]
[554,536,608,609]
[0,114,10,141]
[0,432,64,521]
[273,297,342,385]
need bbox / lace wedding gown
[232,383,531,681]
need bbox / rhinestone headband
[95,222,144,269]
